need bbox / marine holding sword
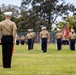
[0,12,17,68]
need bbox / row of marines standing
[16,27,76,52]
[23,27,50,52]
[56,28,76,51]
[16,27,50,52]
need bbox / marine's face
[5,15,11,19]
[44,28,46,31]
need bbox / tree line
[0,0,76,31]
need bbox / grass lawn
[0,43,76,75]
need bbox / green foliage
[0,4,20,18]
[56,16,76,31]
[0,9,4,21]
[65,16,76,29]
[56,21,66,28]
[21,0,75,31]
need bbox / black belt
[3,34,12,36]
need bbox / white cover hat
[4,12,12,16]
[71,29,74,32]
[43,27,46,29]
[57,28,60,31]
[41,26,46,29]
[28,29,31,31]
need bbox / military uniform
[62,37,66,45]
[26,29,33,50]
[62,37,69,45]
[21,35,25,45]
[69,30,76,50]
[0,12,17,68]
[40,27,50,52]
[16,36,19,45]
[56,29,62,50]
[31,29,35,49]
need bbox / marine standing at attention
[0,12,17,68]
[69,29,76,51]
[30,29,35,49]
[21,35,25,45]
[16,35,19,45]
[40,27,50,53]
[55,28,62,50]
[26,29,33,50]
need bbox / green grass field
[0,44,76,75]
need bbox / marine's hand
[40,39,42,43]
[47,40,50,43]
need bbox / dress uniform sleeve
[33,32,35,37]
[39,32,42,38]
[40,32,42,36]
[12,22,17,30]
[26,34,28,39]
[39,32,42,43]
[47,32,50,40]
[12,22,17,43]
[47,32,50,36]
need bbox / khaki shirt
[56,32,62,39]
[26,33,33,39]
[0,19,17,35]
[21,35,25,40]
[31,32,35,38]
[69,33,76,39]
[16,37,19,40]
[40,31,50,38]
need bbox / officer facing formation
[26,29,33,50]
[69,29,76,50]
[30,29,35,49]
[55,28,62,50]
[0,12,17,68]
[40,27,50,53]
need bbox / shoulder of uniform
[46,31,49,33]
[0,20,6,23]
[0,20,5,25]
[11,21,15,24]
[40,31,42,33]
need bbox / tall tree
[0,8,4,21]
[21,0,75,31]
[0,4,20,18]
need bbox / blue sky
[66,0,76,7]
[0,0,21,6]
[0,0,76,7]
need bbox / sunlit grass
[0,43,76,75]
